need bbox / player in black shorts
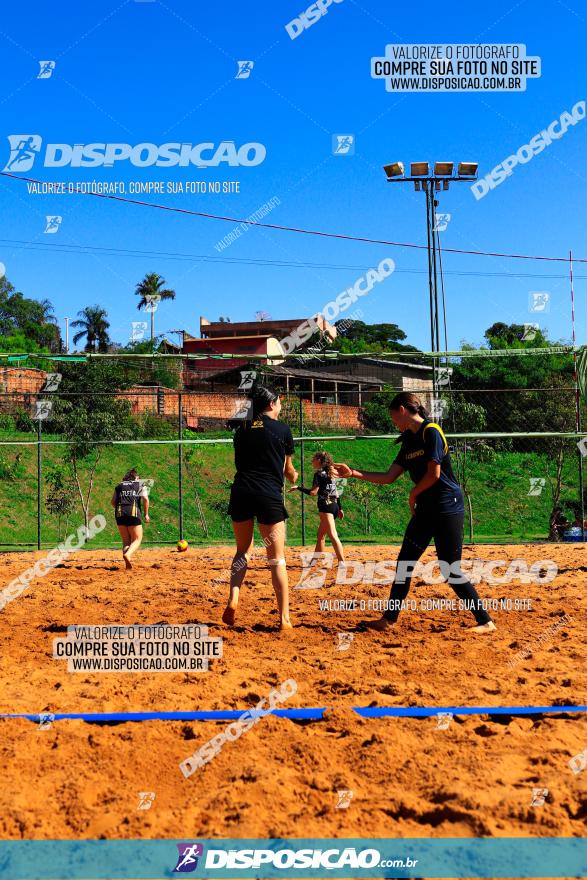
[291,451,345,564]
[223,385,298,630]
[336,392,496,634]
[111,468,150,569]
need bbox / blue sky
[0,0,585,351]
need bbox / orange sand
[0,543,585,843]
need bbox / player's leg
[117,523,132,569]
[124,524,143,565]
[321,511,345,562]
[433,513,496,633]
[314,519,327,555]
[117,524,130,557]
[364,513,433,631]
[222,519,254,626]
[258,520,291,630]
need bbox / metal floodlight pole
[386,169,478,400]
[423,182,438,394]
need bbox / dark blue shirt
[393,420,464,515]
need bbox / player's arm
[410,461,441,501]
[290,482,319,495]
[283,428,298,484]
[284,455,298,484]
[142,493,150,523]
[110,493,117,508]
[335,461,404,485]
[298,471,320,495]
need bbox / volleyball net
[0,345,585,548]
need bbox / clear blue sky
[0,0,585,351]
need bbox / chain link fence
[0,351,585,547]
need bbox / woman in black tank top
[111,468,150,570]
[291,451,346,566]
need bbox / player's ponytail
[389,392,428,418]
[123,468,139,481]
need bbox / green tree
[331,320,421,357]
[0,331,51,354]
[135,273,176,342]
[0,277,60,350]
[53,361,135,529]
[359,388,397,433]
[45,465,76,539]
[122,338,182,389]
[71,306,111,352]
[345,480,380,534]
[452,323,574,435]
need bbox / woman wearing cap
[111,468,150,570]
[223,385,298,630]
[335,392,496,634]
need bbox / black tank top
[115,480,143,519]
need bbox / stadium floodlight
[434,162,454,176]
[414,180,421,191]
[410,162,429,176]
[443,179,449,191]
[435,180,441,191]
[383,162,404,179]
[457,161,478,177]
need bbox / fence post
[37,416,42,550]
[570,249,585,538]
[299,394,305,545]
[178,391,184,541]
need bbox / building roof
[266,364,386,385]
[200,315,337,340]
[349,356,433,373]
[184,334,276,345]
[196,362,386,385]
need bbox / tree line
[0,272,176,353]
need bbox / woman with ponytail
[290,451,346,564]
[336,392,496,634]
[223,385,298,630]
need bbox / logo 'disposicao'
[4,135,43,172]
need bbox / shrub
[133,411,176,439]
[14,408,36,433]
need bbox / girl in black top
[291,451,345,564]
[336,392,496,634]
[223,385,298,630]
[110,468,150,570]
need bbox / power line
[0,237,584,280]
[2,171,586,264]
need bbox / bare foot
[471,621,497,634]
[123,554,132,570]
[222,606,236,626]
[362,616,394,632]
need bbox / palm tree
[38,298,57,324]
[70,306,110,352]
[134,273,176,342]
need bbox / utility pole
[383,161,479,397]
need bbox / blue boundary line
[1,705,586,723]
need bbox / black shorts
[317,500,340,517]
[228,489,288,525]
[116,515,142,527]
